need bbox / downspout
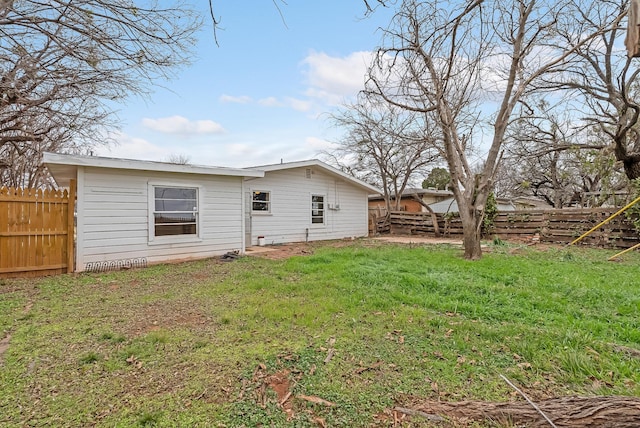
[240,178,246,254]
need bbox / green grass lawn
[1,240,639,427]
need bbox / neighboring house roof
[43,152,264,187]
[368,187,453,201]
[512,197,553,209]
[246,159,381,194]
[428,197,516,214]
[428,198,459,214]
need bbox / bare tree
[499,98,619,208]
[0,1,201,186]
[327,94,439,212]
[165,153,192,165]
[494,94,630,208]
[366,0,600,259]
[0,121,93,188]
[547,0,640,180]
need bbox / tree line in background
[327,0,640,259]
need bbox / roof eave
[43,152,264,187]
[248,159,381,194]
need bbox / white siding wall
[247,167,369,245]
[77,167,243,271]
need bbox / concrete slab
[371,236,464,246]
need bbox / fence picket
[0,183,75,278]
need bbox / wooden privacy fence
[381,208,640,249]
[368,212,390,235]
[0,182,75,278]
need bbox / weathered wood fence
[374,208,640,248]
[0,182,75,278]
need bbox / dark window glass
[311,195,324,224]
[153,186,198,237]
[252,191,270,212]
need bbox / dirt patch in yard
[372,235,464,246]
[245,236,466,261]
[0,334,11,362]
[246,244,316,260]
[126,302,212,336]
[246,363,337,425]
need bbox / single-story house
[245,160,379,246]
[368,187,453,214]
[43,153,378,272]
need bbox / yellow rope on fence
[568,195,640,247]
[608,242,640,261]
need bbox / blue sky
[96,1,397,168]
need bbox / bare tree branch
[325,93,439,212]
[0,0,201,186]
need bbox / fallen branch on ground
[297,395,336,407]
[354,360,384,374]
[406,396,640,427]
[500,374,557,427]
[323,348,334,364]
[393,407,444,422]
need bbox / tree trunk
[613,134,640,180]
[459,205,483,260]
[623,155,640,180]
[407,396,640,427]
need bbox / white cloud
[257,97,282,107]
[142,115,225,136]
[227,143,252,156]
[256,96,313,112]
[95,132,172,162]
[285,97,313,112]
[220,94,253,104]
[301,51,374,105]
[215,51,373,113]
[305,136,335,150]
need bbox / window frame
[251,190,272,214]
[311,194,326,226]
[148,183,202,244]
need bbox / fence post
[66,179,76,273]
[541,210,549,242]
